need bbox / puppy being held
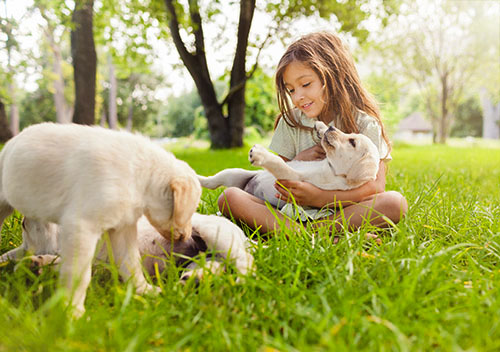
[0,123,201,317]
[199,121,380,212]
[1,214,255,283]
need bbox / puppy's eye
[348,138,356,147]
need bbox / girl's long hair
[274,31,391,154]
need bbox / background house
[393,112,433,141]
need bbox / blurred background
[0,0,498,148]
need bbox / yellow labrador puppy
[199,121,380,208]
[0,123,201,317]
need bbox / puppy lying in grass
[1,214,255,283]
[0,122,201,317]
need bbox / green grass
[1,142,499,351]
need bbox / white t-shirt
[269,109,391,162]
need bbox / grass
[1,141,499,351]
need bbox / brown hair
[274,31,391,154]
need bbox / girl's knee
[383,191,408,223]
[217,187,244,215]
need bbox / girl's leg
[218,188,407,238]
[320,190,408,231]
[218,187,297,233]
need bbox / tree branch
[188,0,205,57]
[164,0,194,65]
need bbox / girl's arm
[275,161,387,208]
[278,145,325,162]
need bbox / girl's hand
[293,145,325,161]
[274,179,324,208]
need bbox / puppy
[0,123,201,317]
[1,214,255,282]
[199,121,380,208]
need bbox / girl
[218,31,407,236]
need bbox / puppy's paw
[137,283,161,295]
[180,261,223,285]
[248,144,269,167]
[30,254,61,267]
[180,271,201,286]
[71,305,86,320]
[314,121,329,139]
[15,254,60,275]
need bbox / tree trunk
[0,99,13,143]
[227,0,256,147]
[40,7,71,123]
[51,37,71,123]
[100,109,107,127]
[8,82,19,136]
[438,72,449,144]
[108,54,118,129]
[3,6,19,136]
[71,0,97,125]
[126,103,133,131]
[164,0,228,148]
[164,0,256,148]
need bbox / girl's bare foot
[365,232,382,245]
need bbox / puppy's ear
[170,177,194,240]
[314,121,329,140]
[346,154,379,186]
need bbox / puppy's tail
[198,169,258,190]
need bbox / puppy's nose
[327,126,336,132]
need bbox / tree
[163,0,253,149]
[364,71,405,135]
[161,89,201,137]
[94,0,166,130]
[35,1,74,124]
[19,79,58,129]
[377,0,498,143]
[244,68,278,134]
[100,72,165,134]
[107,52,118,129]
[162,0,399,148]
[71,0,97,125]
[450,95,482,138]
[0,99,13,142]
[0,2,22,135]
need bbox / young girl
[218,31,407,235]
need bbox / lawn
[1,141,499,351]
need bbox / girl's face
[283,61,326,120]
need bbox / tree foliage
[244,68,278,134]
[159,89,202,138]
[100,72,165,132]
[376,0,498,143]
[450,96,482,138]
[364,71,405,135]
